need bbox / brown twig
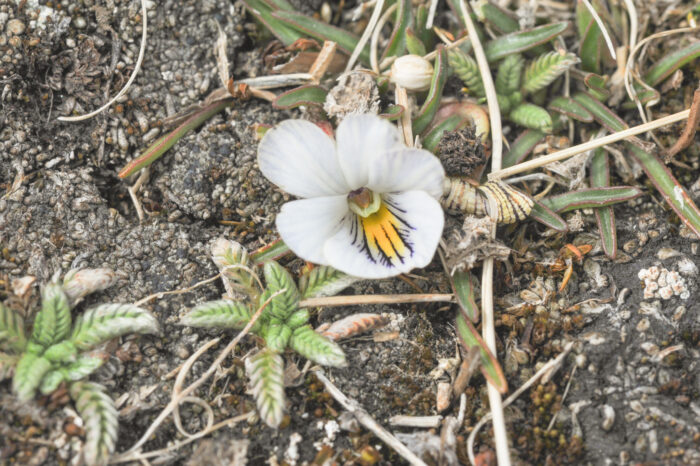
[664,86,700,162]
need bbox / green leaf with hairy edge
[211,237,258,300]
[299,265,359,299]
[61,354,105,382]
[627,143,700,238]
[522,52,579,94]
[39,370,65,395]
[272,10,370,64]
[245,348,285,428]
[405,28,427,56]
[70,381,118,466]
[262,261,300,321]
[502,129,545,169]
[449,49,485,97]
[484,22,569,63]
[479,2,519,34]
[251,240,291,265]
[644,41,700,86]
[289,325,346,367]
[240,0,303,46]
[70,304,159,351]
[31,283,71,349]
[450,270,479,323]
[548,96,593,123]
[422,114,470,153]
[273,85,327,110]
[0,352,19,381]
[455,312,507,394]
[265,323,292,352]
[583,73,610,101]
[379,104,405,121]
[380,0,412,61]
[413,46,448,135]
[0,302,26,353]
[43,341,77,363]
[509,103,552,132]
[530,200,568,232]
[572,92,627,132]
[12,353,51,401]
[591,148,617,259]
[181,300,254,331]
[285,309,309,330]
[577,5,602,73]
[495,54,524,96]
[541,186,643,213]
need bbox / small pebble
[74,17,87,29]
[6,19,25,35]
[601,405,615,431]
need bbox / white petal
[323,191,444,279]
[258,120,348,198]
[367,147,445,199]
[276,196,348,265]
[335,114,402,190]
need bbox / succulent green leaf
[509,103,552,132]
[70,382,118,466]
[522,52,580,94]
[289,325,347,367]
[405,28,427,56]
[31,283,71,349]
[273,85,328,110]
[413,46,449,135]
[450,270,479,323]
[449,49,485,97]
[245,348,285,428]
[240,0,303,46]
[12,353,52,401]
[380,0,413,61]
[70,304,159,351]
[455,312,507,393]
[548,96,594,122]
[479,2,519,34]
[502,129,545,169]
[541,186,643,213]
[211,238,258,300]
[484,22,569,62]
[39,370,66,395]
[262,262,300,321]
[180,300,254,331]
[285,309,310,330]
[43,340,78,363]
[591,148,617,259]
[644,41,700,87]
[265,323,292,352]
[530,200,568,232]
[299,265,359,299]
[495,54,524,96]
[0,302,26,353]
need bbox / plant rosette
[257,114,445,279]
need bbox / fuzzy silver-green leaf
[522,51,580,94]
[509,103,553,132]
[39,369,65,395]
[299,266,359,299]
[180,300,254,331]
[495,54,524,96]
[43,340,78,363]
[12,353,52,401]
[449,49,485,97]
[265,323,292,352]
[70,381,118,466]
[245,348,285,428]
[285,309,309,330]
[0,302,26,353]
[70,304,159,351]
[289,325,347,367]
[261,261,300,321]
[62,354,106,381]
[31,283,71,349]
[211,238,259,300]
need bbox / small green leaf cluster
[1,270,159,465]
[449,50,579,133]
[181,239,358,427]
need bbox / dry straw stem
[395,85,414,146]
[59,0,147,122]
[314,370,428,466]
[310,41,338,83]
[488,108,690,180]
[347,0,385,72]
[624,26,700,125]
[467,342,575,464]
[458,1,510,465]
[116,290,284,458]
[238,73,313,89]
[371,2,398,73]
[299,293,454,308]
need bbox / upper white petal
[258,120,349,198]
[366,147,445,199]
[276,196,348,265]
[335,114,402,190]
[322,191,444,279]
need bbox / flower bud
[390,54,433,91]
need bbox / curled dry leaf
[11,276,36,299]
[317,313,389,341]
[324,71,380,121]
[63,269,117,306]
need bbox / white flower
[258,114,445,279]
